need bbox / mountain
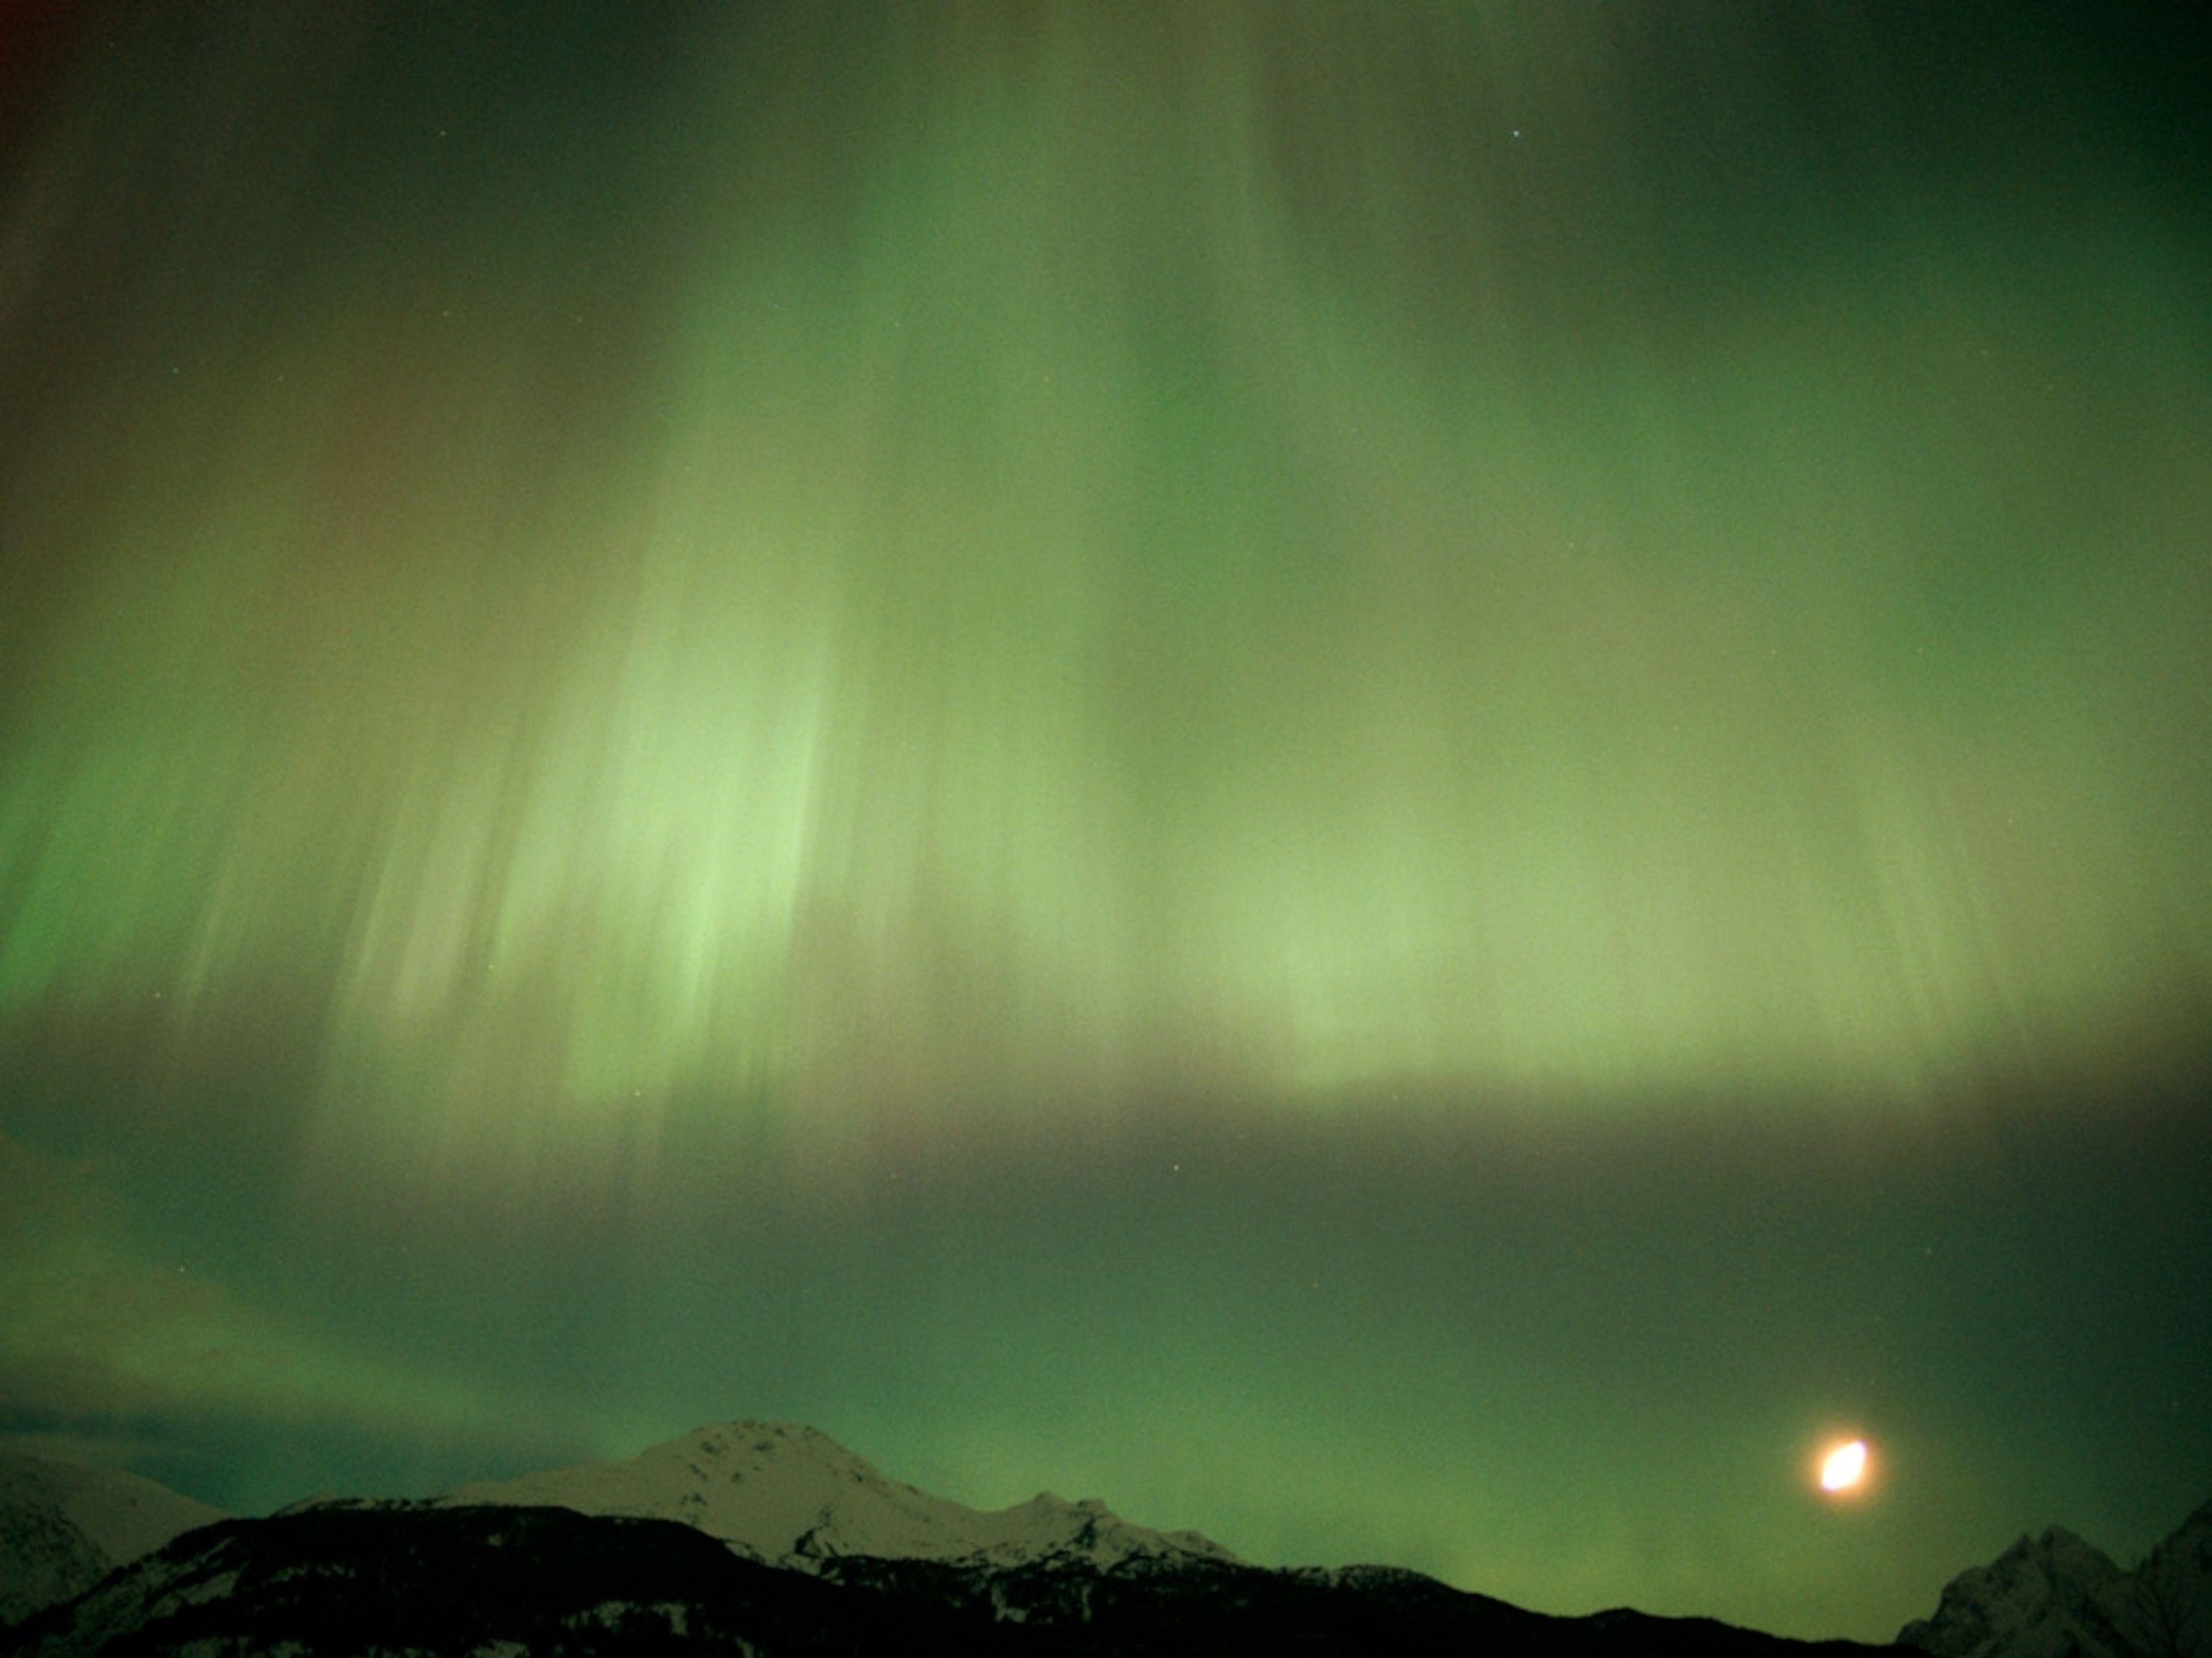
[6,1419,1893,1657]
[15,1420,2206,1656]
[0,1455,227,1628]
[2135,1501,2212,1657]
[2,1503,1012,1657]
[5,1498,1890,1657]
[438,1418,1241,1574]
[1898,1501,2212,1658]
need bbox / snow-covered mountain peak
[1897,1501,2212,1658]
[0,1453,225,1567]
[670,1419,842,1465]
[1897,1523,2132,1658]
[2028,1525,2116,1569]
[0,1453,228,1627]
[437,1419,1241,1575]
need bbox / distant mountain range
[0,1420,2203,1656]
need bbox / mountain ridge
[0,1455,227,1628]
[435,1417,1241,1576]
[1897,1501,2211,1658]
[3,1419,2206,1655]
[6,1498,1889,1657]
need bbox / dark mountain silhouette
[6,1498,1887,1657]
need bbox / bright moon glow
[1820,1440,1869,1491]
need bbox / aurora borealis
[2,1,2208,1641]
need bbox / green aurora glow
[2,3,2208,1641]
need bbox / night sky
[4,2,2210,1641]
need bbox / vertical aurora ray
[1,3,2208,1196]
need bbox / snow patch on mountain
[438,1419,1241,1574]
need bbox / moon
[1820,1439,1869,1491]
